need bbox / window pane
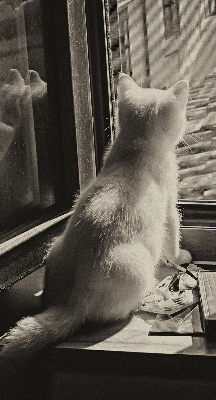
[109,0,216,202]
[0,0,66,233]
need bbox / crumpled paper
[141,264,200,315]
[136,263,203,334]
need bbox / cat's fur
[0,73,191,371]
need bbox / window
[0,0,80,241]
[0,0,113,287]
[0,0,113,246]
[110,0,216,223]
[163,0,180,38]
[0,0,216,285]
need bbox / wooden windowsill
[2,225,216,400]
[1,225,216,361]
[1,263,212,383]
[1,242,216,360]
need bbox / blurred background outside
[109,0,216,201]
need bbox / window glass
[0,0,68,235]
[109,0,216,201]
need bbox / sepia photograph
[0,1,216,399]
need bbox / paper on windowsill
[135,265,203,334]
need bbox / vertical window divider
[66,0,96,191]
[85,0,114,172]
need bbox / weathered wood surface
[2,257,216,358]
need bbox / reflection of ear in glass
[0,69,25,129]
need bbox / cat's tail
[0,306,83,374]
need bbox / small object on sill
[140,273,199,316]
[166,260,198,281]
[149,303,202,335]
[180,263,198,281]
[141,289,199,316]
[136,265,204,334]
[153,275,175,299]
[179,272,198,290]
[198,270,216,335]
[169,273,180,292]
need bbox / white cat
[0,73,191,372]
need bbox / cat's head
[117,73,189,150]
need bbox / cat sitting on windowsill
[0,73,192,382]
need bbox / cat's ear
[170,80,189,108]
[118,73,138,101]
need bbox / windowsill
[1,258,216,396]
[1,227,216,351]
[2,224,216,398]
[0,259,214,345]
